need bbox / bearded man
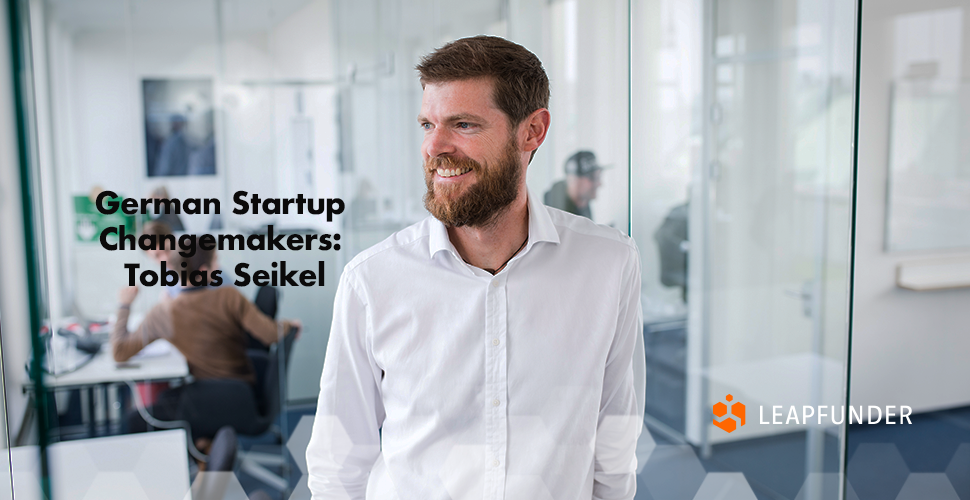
[307,36,645,500]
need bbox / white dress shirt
[307,191,645,500]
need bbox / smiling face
[419,78,526,227]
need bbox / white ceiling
[43,0,315,34]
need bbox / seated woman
[140,220,181,300]
[111,246,300,437]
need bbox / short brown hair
[180,247,215,275]
[416,36,549,127]
[142,220,172,238]
[141,220,175,251]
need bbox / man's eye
[457,122,471,129]
[421,123,432,131]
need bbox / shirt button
[491,280,500,288]
[492,459,500,468]
[492,338,500,346]
[492,399,500,407]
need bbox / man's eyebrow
[445,113,485,123]
[416,113,487,124]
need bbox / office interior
[0,0,968,498]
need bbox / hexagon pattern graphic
[185,472,248,500]
[895,473,960,500]
[46,430,190,500]
[640,445,707,500]
[258,414,970,500]
[286,415,316,500]
[946,443,970,500]
[287,415,316,475]
[505,475,556,500]
[8,446,46,500]
[636,423,657,474]
[295,414,380,499]
[439,444,487,500]
[81,472,152,500]
[691,472,757,500]
[794,473,841,500]
[847,443,910,500]
[135,440,197,499]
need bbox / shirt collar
[428,188,561,260]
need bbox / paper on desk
[131,339,173,359]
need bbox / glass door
[632,0,859,498]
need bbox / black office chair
[175,326,297,438]
[254,286,279,320]
[182,285,290,439]
[237,326,298,492]
[246,286,279,352]
[190,426,239,500]
[128,326,297,466]
[206,425,238,471]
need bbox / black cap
[564,151,606,177]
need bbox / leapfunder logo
[712,394,913,433]
[713,394,745,433]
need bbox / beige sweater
[112,286,292,383]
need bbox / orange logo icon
[713,394,745,433]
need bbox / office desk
[28,340,189,439]
[44,340,188,389]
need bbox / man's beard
[423,139,521,228]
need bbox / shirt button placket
[484,277,508,499]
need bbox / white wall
[851,0,970,412]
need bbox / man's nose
[424,127,456,158]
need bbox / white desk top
[5,429,191,500]
[43,340,189,388]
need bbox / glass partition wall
[5,0,860,498]
[632,0,858,498]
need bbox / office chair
[206,426,238,471]
[127,325,297,470]
[248,491,274,500]
[247,286,279,351]
[254,286,279,320]
[190,426,238,500]
[237,326,297,492]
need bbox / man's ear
[519,108,550,154]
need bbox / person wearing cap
[543,150,604,219]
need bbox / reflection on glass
[887,80,970,252]
[632,0,857,498]
[16,0,633,497]
[12,0,861,498]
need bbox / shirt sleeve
[307,270,385,500]
[111,302,171,362]
[593,244,644,500]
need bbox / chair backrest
[249,490,274,500]
[247,286,279,352]
[257,327,297,427]
[254,286,279,319]
[206,426,237,472]
[191,426,237,499]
